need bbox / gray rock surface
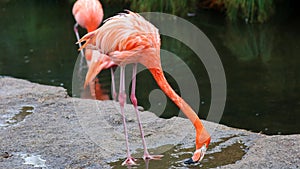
[0,76,299,169]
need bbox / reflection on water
[72,52,111,100]
[110,140,246,169]
[219,20,300,135]
[0,1,299,135]
[0,0,76,89]
[223,23,274,62]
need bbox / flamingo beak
[184,144,207,164]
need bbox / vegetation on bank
[100,0,278,23]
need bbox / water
[109,137,247,168]
[20,153,47,168]
[0,0,299,137]
[0,105,34,127]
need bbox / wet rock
[0,76,299,168]
[220,135,300,169]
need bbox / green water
[0,0,299,136]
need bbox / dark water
[0,0,299,136]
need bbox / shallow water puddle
[0,106,34,127]
[110,137,246,168]
[19,153,47,168]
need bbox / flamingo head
[184,144,207,164]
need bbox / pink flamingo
[78,10,211,166]
[72,0,117,100]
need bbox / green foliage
[75,0,275,23]
[222,0,275,23]
[223,23,274,62]
[104,0,196,16]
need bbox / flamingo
[72,0,117,100]
[77,10,211,166]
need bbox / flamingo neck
[149,68,211,149]
[87,26,95,33]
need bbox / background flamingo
[72,0,117,100]
[78,10,211,166]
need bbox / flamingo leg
[130,63,163,161]
[74,22,96,98]
[119,66,136,166]
[73,23,85,58]
[74,23,101,100]
[111,67,117,101]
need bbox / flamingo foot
[121,157,137,166]
[143,154,164,161]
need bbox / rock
[220,135,300,169]
[0,76,299,168]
